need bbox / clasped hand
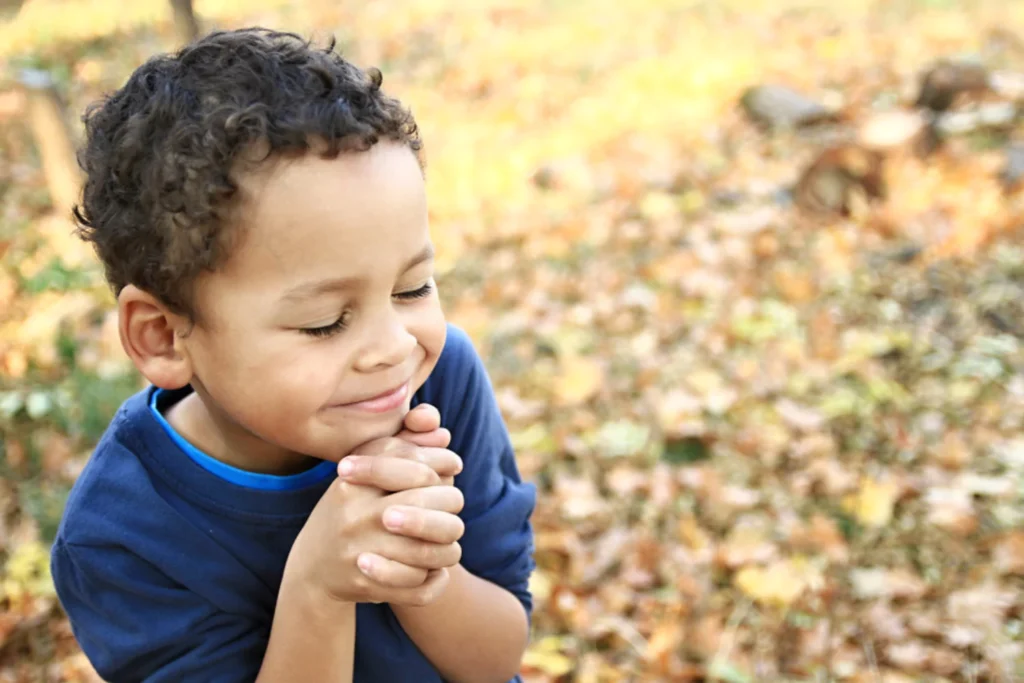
[286,404,464,606]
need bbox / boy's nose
[354,316,417,371]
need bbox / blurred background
[2,0,1024,681]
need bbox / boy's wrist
[279,569,355,614]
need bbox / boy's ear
[117,285,194,390]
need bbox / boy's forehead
[224,143,429,280]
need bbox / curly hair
[73,28,423,320]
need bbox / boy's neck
[165,390,323,476]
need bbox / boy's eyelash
[394,282,433,301]
[298,284,431,339]
[301,314,350,339]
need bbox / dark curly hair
[73,27,423,320]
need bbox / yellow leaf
[735,558,819,607]
[523,636,575,677]
[847,477,900,528]
[2,541,55,607]
[553,355,604,406]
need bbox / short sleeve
[439,327,537,619]
[51,539,267,683]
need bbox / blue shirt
[51,324,536,682]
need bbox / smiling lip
[337,382,410,413]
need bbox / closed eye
[394,282,433,301]
[300,313,350,338]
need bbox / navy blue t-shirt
[51,324,536,682]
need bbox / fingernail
[384,509,406,530]
[338,459,354,476]
[357,554,374,573]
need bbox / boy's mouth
[335,381,410,414]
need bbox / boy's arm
[256,579,355,683]
[394,327,537,683]
[52,538,273,682]
[392,565,528,683]
[53,540,359,683]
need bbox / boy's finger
[338,456,440,491]
[402,404,441,433]
[382,506,465,545]
[356,553,429,589]
[379,536,462,570]
[395,427,451,449]
[407,447,462,478]
[387,483,465,515]
[387,568,450,607]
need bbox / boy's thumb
[403,403,441,433]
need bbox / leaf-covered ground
[2,0,1024,681]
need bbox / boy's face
[178,142,446,470]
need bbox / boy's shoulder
[417,323,488,409]
[55,391,156,546]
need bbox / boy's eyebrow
[404,244,435,271]
[278,244,435,303]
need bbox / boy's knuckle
[403,512,424,535]
[447,542,462,566]
[447,489,465,513]
[416,544,439,567]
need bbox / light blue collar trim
[149,389,336,491]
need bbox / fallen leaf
[522,636,575,677]
[847,477,900,528]
[925,486,978,535]
[734,557,821,607]
[992,531,1024,575]
[849,567,928,601]
[552,355,604,406]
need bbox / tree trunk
[19,70,81,216]
[170,0,199,45]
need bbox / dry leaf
[734,557,821,607]
[849,567,928,601]
[847,477,900,528]
[553,355,604,405]
[522,636,575,677]
[992,531,1024,575]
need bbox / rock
[856,110,929,150]
[794,145,886,216]
[740,84,838,130]
[914,60,990,112]
[1001,141,1024,192]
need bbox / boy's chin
[334,417,408,458]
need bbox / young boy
[50,28,536,682]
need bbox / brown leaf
[925,486,977,535]
[934,430,972,470]
[992,531,1024,575]
[849,567,928,601]
[789,514,849,564]
[717,516,778,569]
[772,264,817,303]
[34,428,73,478]
[644,619,685,671]
[579,527,631,586]
[945,581,1018,645]
[927,648,964,676]
[884,640,929,670]
[864,600,908,641]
